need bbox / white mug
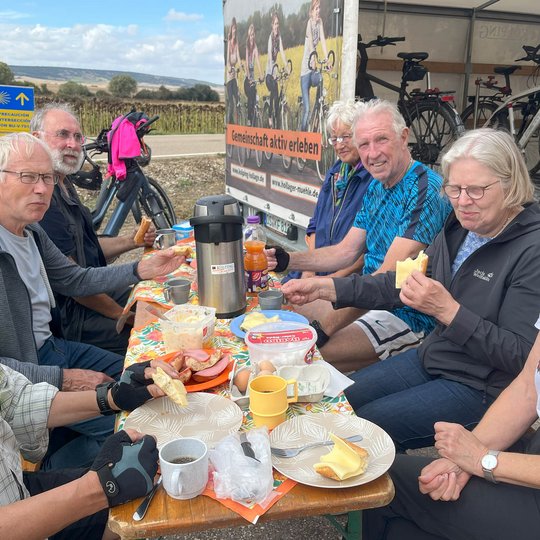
[159,438,208,500]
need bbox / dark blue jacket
[283,160,373,282]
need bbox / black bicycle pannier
[403,62,427,82]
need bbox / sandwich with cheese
[313,433,369,481]
[395,250,428,288]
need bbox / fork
[271,434,363,458]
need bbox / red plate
[156,351,233,393]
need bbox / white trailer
[223,0,540,249]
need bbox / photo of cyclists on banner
[223,0,342,227]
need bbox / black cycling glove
[268,245,290,272]
[91,430,158,507]
[110,361,153,411]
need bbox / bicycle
[261,60,293,169]
[483,44,540,182]
[295,49,337,180]
[356,35,464,167]
[461,66,518,129]
[72,111,177,237]
[225,66,247,166]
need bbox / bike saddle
[70,167,103,191]
[494,65,521,75]
[397,52,428,61]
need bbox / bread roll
[395,250,428,288]
[172,245,192,258]
[134,217,152,244]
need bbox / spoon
[133,476,162,521]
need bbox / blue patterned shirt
[353,162,451,332]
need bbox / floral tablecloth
[118,244,354,523]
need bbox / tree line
[0,62,219,102]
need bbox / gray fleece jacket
[333,203,540,399]
[0,224,140,388]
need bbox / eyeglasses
[443,180,500,200]
[40,129,85,145]
[329,134,353,145]
[0,170,59,185]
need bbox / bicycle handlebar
[83,113,158,154]
[363,35,406,49]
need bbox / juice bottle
[244,215,268,296]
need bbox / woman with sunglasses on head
[282,128,540,454]
[282,99,372,284]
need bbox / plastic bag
[209,428,274,506]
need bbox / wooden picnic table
[108,298,394,539]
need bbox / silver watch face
[482,454,498,470]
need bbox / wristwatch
[96,381,117,416]
[311,320,330,349]
[481,450,500,483]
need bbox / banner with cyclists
[223,0,342,234]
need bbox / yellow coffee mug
[249,375,298,429]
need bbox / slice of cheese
[313,433,369,481]
[153,367,188,406]
[395,250,428,288]
[240,312,281,332]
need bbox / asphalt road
[145,133,225,158]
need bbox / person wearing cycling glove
[0,130,188,471]
[0,358,176,540]
[267,99,451,373]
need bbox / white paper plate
[270,413,395,488]
[124,392,243,449]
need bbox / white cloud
[164,9,203,22]
[0,10,30,20]
[0,20,225,84]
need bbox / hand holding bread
[395,250,428,288]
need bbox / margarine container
[245,322,317,368]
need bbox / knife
[239,432,260,462]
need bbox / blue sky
[0,1,225,84]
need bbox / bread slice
[313,433,369,481]
[152,367,188,406]
[395,250,428,288]
[134,217,152,244]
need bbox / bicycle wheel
[281,104,293,171]
[253,108,264,168]
[139,176,177,229]
[461,101,498,129]
[315,106,334,182]
[407,101,463,166]
[262,101,273,162]
[296,101,307,172]
[492,102,540,182]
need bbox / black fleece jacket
[333,203,540,398]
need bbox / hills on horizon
[9,65,222,90]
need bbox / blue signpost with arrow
[0,85,35,134]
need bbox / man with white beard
[32,104,155,355]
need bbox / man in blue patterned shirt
[270,99,451,372]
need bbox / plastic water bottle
[243,215,268,296]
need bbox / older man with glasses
[269,99,451,372]
[0,132,187,470]
[32,103,156,356]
